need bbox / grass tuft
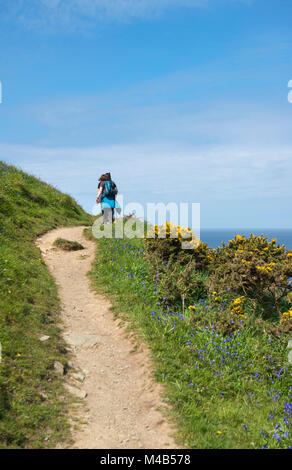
[53,238,84,251]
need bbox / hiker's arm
[96,186,102,203]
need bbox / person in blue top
[96,172,118,224]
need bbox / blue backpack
[102,181,115,199]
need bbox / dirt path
[36,226,181,449]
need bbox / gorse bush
[144,222,211,308]
[145,222,209,267]
[144,225,292,334]
[145,221,209,268]
[208,234,292,322]
[156,259,208,309]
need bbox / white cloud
[14,87,292,151]
[1,140,291,204]
[1,138,290,227]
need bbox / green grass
[85,227,292,449]
[0,161,94,448]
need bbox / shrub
[144,222,211,271]
[157,259,208,308]
[144,222,211,308]
[208,234,292,320]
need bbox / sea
[200,228,292,250]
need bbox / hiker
[96,172,118,224]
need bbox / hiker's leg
[103,208,112,224]
[102,209,108,224]
[108,208,113,224]
[112,208,115,223]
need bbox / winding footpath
[36,226,180,449]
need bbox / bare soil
[36,226,181,449]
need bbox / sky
[0,0,292,228]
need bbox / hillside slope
[0,161,93,448]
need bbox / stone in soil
[64,333,99,348]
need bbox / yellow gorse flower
[230,297,246,318]
[256,262,276,273]
[148,222,200,248]
[280,307,292,323]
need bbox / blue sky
[0,0,292,228]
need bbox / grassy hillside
[0,161,93,448]
[85,221,292,449]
